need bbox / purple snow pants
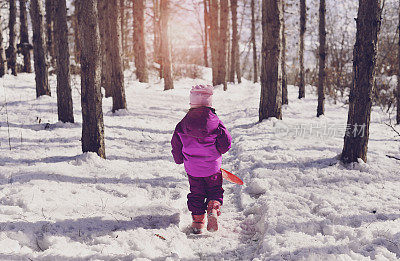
[187,171,224,215]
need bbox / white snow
[0,69,399,260]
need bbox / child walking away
[171,85,232,234]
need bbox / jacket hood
[182,107,219,138]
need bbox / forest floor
[0,70,400,260]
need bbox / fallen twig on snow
[386,155,400,161]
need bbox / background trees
[8,0,17,76]
[317,0,326,117]
[133,0,149,83]
[30,0,51,97]
[54,0,74,123]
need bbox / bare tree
[218,0,229,90]
[209,0,219,86]
[8,0,17,76]
[19,0,32,73]
[203,0,209,67]
[341,0,383,163]
[133,0,149,82]
[98,0,112,97]
[281,0,288,105]
[30,0,51,97]
[299,0,306,99]
[317,0,326,117]
[259,0,282,121]
[77,0,106,158]
[72,0,81,64]
[398,0,400,124]
[0,10,7,77]
[251,0,258,83]
[152,0,162,78]
[45,0,56,68]
[160,0,174,90]
[106,0,127,112]
[54,0,74,123]
[229,0,241,84]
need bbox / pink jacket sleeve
[171,122,184,164]
[216,120,232,154]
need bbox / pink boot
[191,214,205,234]
[207,200,221,232]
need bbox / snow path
[1,72,400,260]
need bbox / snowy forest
[0,0,399,259]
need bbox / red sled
[221,168,244,185]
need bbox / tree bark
[160,0,174,90]
[98,0,112,97]
[218,0,229,90]
[281,0,288,105]
[0,10,7,77]
[153,0,162,78]
[106,0,127,112]
[398,0,400,125]
[259,0,282,121]
[77,0,106,158]
[45,0,56,68]
[30,0,51,97]
[229,0,241,84]
[133,0,149,82]
[203,0,209,67]
[8,0,17,76]
[72,0,81,64]
[341,0,382,163]
[19,0,32,73]
[299,0,306,99]
[54,0,74,123]
[209,0,220,86]
[251,0,258,83]
[317,0,326,117]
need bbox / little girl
[171,85,232,234]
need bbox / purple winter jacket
[171,107,232,177]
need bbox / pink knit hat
[190,85,214,108]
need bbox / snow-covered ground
[0,70,399,260]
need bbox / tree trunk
[218,0,229,90]
[120,0,125,67]
[229,0,239,83]
[106,0,127,112]
[77,0,106,159]
[133,0,149,82]
[203,0,209,67]
[398,0,400,125]
[317,0,326,117]
[98,0,112,97]
[299,0,306,99]
[153,0,162,78]
[30,0,51,97]
[72,0,81,64]
[259,0,282,121]
[8,0,17,76]
[251,0,258,83]
[210,0,220,86]
[45,0,56,68]
[281,0,288,105]
[19,0,32,73]
[160,0,174,90]
[54,0,74,123]
[0,10,7,77]
[341,0,382,163]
